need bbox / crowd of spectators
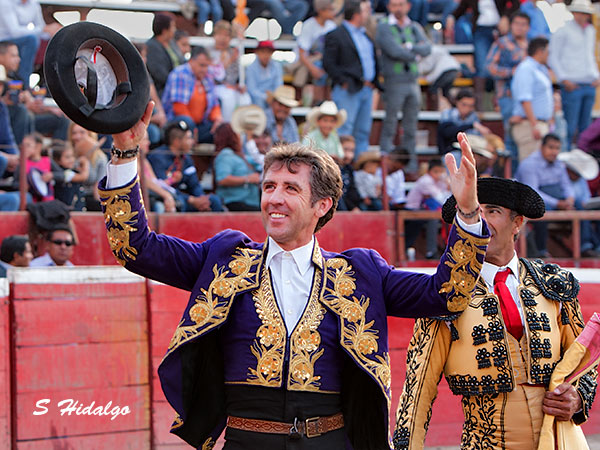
[0,0,598,259]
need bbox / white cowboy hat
[307,101,347,129]
[268,85,299,108]
[231,105,267,135]
[452,134,494,159]
[568,0,595,15]
[558,149,599,180]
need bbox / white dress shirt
[480,252,525,329]
[549,19,600,84]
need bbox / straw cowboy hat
[558,149,600,180]
[452,134,494,159]
[568,0,595,15]
[231,105,267,135]
[307,101,347,129]
[44,21,149,134]
[268,85,299,108]
[354,151,382,170]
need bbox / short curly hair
[263,143,343,232]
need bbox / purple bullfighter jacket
[99,176,490,449]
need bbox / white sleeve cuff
[106,160,138,189]
[456,215,483,236]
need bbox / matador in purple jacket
[99,103,490,450]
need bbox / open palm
[445,132,478,214]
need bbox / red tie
[494,269,523,341]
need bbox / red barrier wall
[0,280,9,450]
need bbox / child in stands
[23,133,53,202]
[338,135,362,211]
[51,141,89,209]
[354,151,383,211]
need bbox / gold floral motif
[321,257,392,406]
[100,180,140,266]
[202,437,215,450]
[439,223,489,312]
[247,268,286,386]
[288,268,326,391]
[164,248,262,359]
[170,414,184,430]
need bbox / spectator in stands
[577,116,600,157]
[510,36,553,161]
[324,0,381,155]
[23,132,53,202]
[293,0,339,105]
[405,158,450,258]
[195,0,223,35]
[146,13,180,97]
[354,150,383,210]
[549,0,599,149]
[438,89,490,154]
[446,0,518,109]
[515,133,574,258]
[138,131,176,213]
[302,101,346,161]
[231,104,268,171]
[456,133,496,175]
[174,30,191,62]
[265,85,300,145]
[213,123,261,211]
[51,141,89,209]
[558,148,600,256]
[0,235,32,275]
[386,147,409,209]
[0,0,60,83]
[246,0,309,35]
[68,124,107,211]
[376,0,431,172]
[210,20,249,122]
[30,227,74,267]
[520,0,550,39]
[486,11,529,167]
[162,46,223,144]
[418,45,461,107]
[0,42,31,145]
[147,120,224,212]
[0,64,19,181]
[246,40,283,112]
[338,134,362,210]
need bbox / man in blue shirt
[246,41,283,111]
[516,133,574,257]
[510,37,553,162]
[264,85,300,145]
[147,121,224,212]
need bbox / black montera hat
[44,22,150,134]
[441,177,545,224]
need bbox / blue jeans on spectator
[561,83,596,149]
[34,113,70,140]
[455,14,473,44]
[195,0,223,25]
[175,191,224,212]
[332,84,373,155]
[8,103,32,144]
[247,0,309,34]
[429,0,457,26]
[408,0,428,27]
[498,95,518,174]
[6,34,40,85]
[473,25,495,77]
[0,192,20,211]
[173,115,214,143]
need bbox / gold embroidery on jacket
[288,268,326,391]
[164,248,262,359]
[322,257,391,405]
[439,223,489,312]
[247,267,286,386]
[170,414,184,430]
[100,179,140,266]
[201,437,215,450]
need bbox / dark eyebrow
[261,179,302,190]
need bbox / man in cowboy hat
[549,0,599,149]
[231,104,267,170]
[395,177,597,450]
[101,94,491,448]
[302,101,346,161]
[265,85,300,145]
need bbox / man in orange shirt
[162,46,223,143]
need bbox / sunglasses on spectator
[50,239,74,247]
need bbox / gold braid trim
[439,221,489,312]
[322,257,391,406]
[100,178,140,266]
[163,247,262,361]
[247,266,287,387]
[288,268,326,391]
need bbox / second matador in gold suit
[394,177,597,450]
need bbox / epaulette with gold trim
[521,258,579,303]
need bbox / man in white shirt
[395,177,596,449]
[30,228,75,267]
[100,102,490,449]
[548,0,600,149]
